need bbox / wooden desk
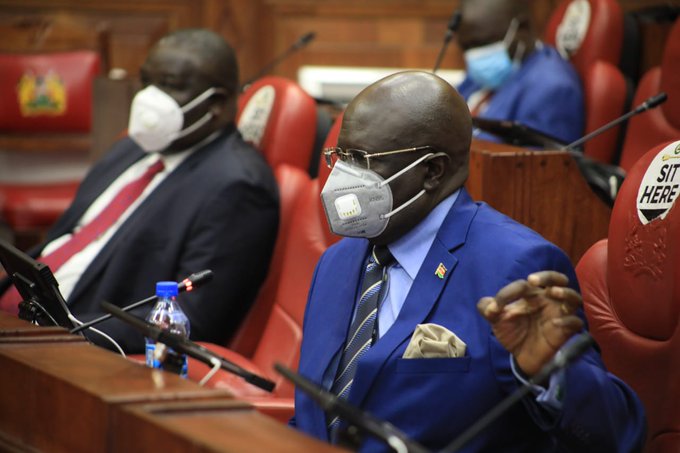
[0,316,341,452]
[112,400,341,453]
[467,140,611,264]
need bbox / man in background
[0,29,279,354]
[291,71,644,452]
[457,0,584,144]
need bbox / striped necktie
[0,159,165,315]
[328,245,394,436]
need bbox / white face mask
[320,153,436,238]
[128,85,221,152]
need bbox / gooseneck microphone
[102,301,276,392]
[240,31,316,91]
[69,270,213,334]
[433,10,462,73]
[441,333,595,453]
[562,92,668,151]
[275,363,430,453]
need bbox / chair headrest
[545,0,623,76]
[608,140,680,339]
[237,76,317,171]
[0,51,100,133]
[660,18,680,129]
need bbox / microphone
[69,270,213,334]
[274,363,430,453]
[562,92,668,151]
[240,31,316,91]
[441,333,595,453]
[102,301,276,392]
[433,10,462,73]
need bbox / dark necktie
[327,245,394,434]
[0,159,165,314]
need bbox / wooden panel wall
[0,0,674,86]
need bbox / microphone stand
[275,363,430,453]
[562,92,668,151]
[440,333,595,453]
[433,10,462,73]
[102,301,276,392]
[69,269,213,334]
[240,31,316,91]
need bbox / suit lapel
[348,189,479,408]
[67,137,223,304]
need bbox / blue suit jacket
[458,45,585,145]
[293,189,645,452]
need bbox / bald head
[341,71,472,191]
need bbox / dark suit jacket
[293,189,645,452]
[14,126,279,353]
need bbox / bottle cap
[156,281,178,298]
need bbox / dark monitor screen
[0,239,75,328]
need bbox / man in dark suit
[0,29,279,354]
[291,71,644,451]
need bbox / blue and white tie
[328,245,394,436]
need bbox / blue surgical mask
[464,19,520,90]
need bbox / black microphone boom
[433,10,462,73]
[275,363,430,453]
[102,301,276,392]
[69,270,213,334]
[441,333,595,453]
[562,92,668,151]
[240,31,316,91]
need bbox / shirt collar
[388,189,460,280]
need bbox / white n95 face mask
[128,85,221,152]
[320,153,436,238]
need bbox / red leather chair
[0,51,101,247]
[185,116,344,422]
[618,18,680,173]
[576,140,680,452]
[237,76,318,172]
[544,0,627,164]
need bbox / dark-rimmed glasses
[323,145,433,169]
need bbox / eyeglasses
[323,145,434,169]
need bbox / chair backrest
[246,115,344,396]
[576,140,680,452]
[544,0,628,163]
[0,51,100,135]
[544,0,623,77]
[237,76,318,172]
[227,164,311,356]
[580,60,627,163]
[619,18,680,172]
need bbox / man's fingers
[493,279,540,308]
[547,286,582,314]
[527,271,569,288]
[477,296,502,322]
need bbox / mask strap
[382,189,426,219]
[181,87,224,113]
[379,153,434,187]
[174,111,214,139]
[504,18,519,48]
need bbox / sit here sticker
[637,141,680,224]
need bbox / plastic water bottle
[145,281,190,378]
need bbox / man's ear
[423,153,450,191]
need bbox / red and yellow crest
[17,70,67,117]
[435,263,447,279]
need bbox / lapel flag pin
[435,263,447,279]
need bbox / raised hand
[477,271,584,376]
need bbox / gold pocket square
[403,323,467,359]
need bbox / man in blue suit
[456,0,584,144]
[291,71,645,452]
